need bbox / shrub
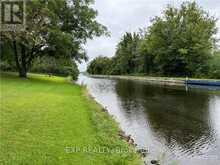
[31,56,79,80]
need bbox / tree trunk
[20,43,27,78]
[12,40,27,78]
[19,69,27,78]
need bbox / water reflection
[116,80,215,152]
[77,75,220,165]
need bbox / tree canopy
[87,1,219,78]
[87,56,112,75]
[146,1,217,76]
[1,0,108,78]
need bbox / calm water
[77,74,220,165]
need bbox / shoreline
[82,80,159,165]
[0,72,142,165]
[89,74,220,87]
[89,74,185,86]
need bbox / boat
[185,80,220,86]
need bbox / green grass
[0,72,141,165]
[208,91,220,94]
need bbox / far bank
[89,74,220,87]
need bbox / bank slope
[0,72,141,165]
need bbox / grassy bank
[0,72,141,165]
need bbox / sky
[78,0,220,71]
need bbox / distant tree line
[87,2,220,79]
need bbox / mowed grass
[0,72,141,165]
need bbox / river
[77,74,220,165]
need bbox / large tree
[1,0,107,77]
[146,1,218,76]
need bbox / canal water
[77,74,220,165]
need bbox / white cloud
[78,0,220,71]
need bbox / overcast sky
[79,0,220,71]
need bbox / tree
[146,2,217,76]
[87,56,111,75]
[1,0,107,78]
[86,1,219,79]
[208,50,220,79]
[112,32,141,74]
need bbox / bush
[0,61,11,71]
[31,56,79,80]
[64,64,79,81]
[0,61,17,71]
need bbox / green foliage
[1,0,107,78]
[87,2,219,79]
[87,33,142,75]
[0,40,16,70]
[146,1,217,77]
[208,51,220,79]
[0,61,14,71]
[87,56,112,75]
[114,32,142,74]
[31,56,79,80]
[68,62,80,81]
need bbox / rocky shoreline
[85,84,161,165]
[102,106,160,165]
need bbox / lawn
[0,72,141,165]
